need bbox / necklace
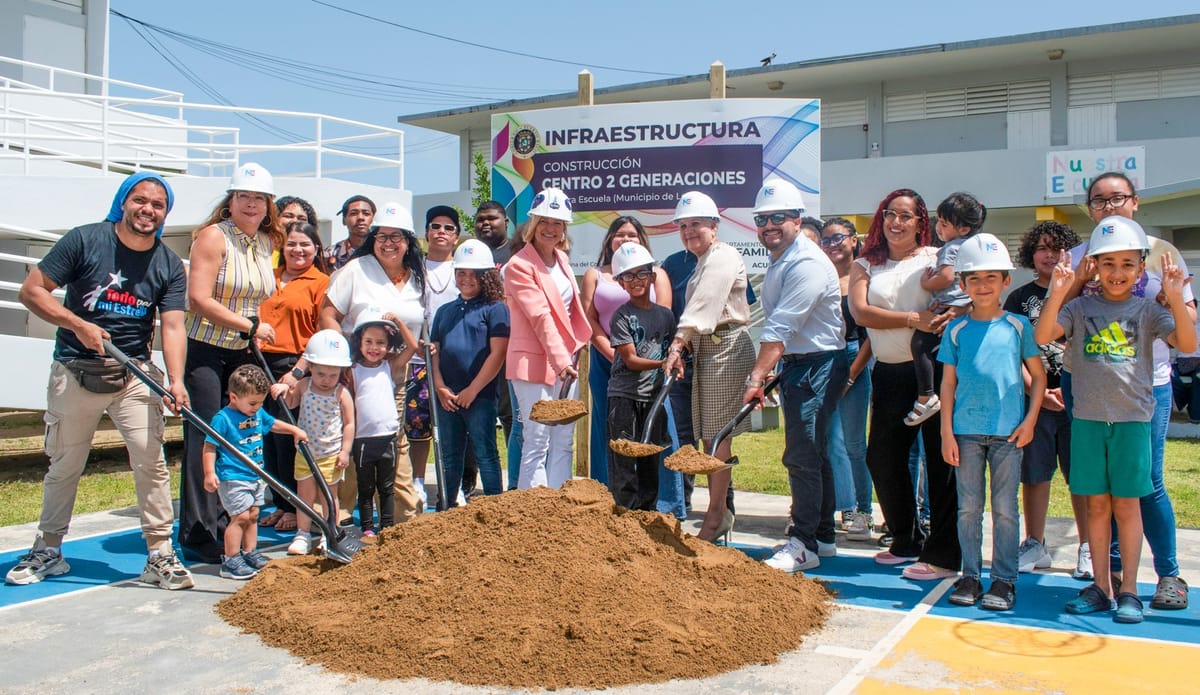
[425,259,453,294]
[389,268,409,286]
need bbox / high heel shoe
[712,509,734,545]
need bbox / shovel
[422,323,450,512]
[249,341,343,544]
[529,353,587,425]
[609,373,676,458]
[104,340,361,564]
[664,375,780,475]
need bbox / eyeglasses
[428,223,457,232]
[820,233,852,247]
[376,233,407,245]
[882,210,918,224]
[616,269,654,282]
[753,212,799,227]
[1087,194,1133,211]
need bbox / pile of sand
[664,446,731,475]
[529,397,587,424]
[218,480,830,689]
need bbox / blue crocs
[1065,584,1114,614]
[1114,592,1144,624]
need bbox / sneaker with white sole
[1017,537,1052,573]
[1073,542,1094,581]
[220,553,258,580]
[846,512,874,541]
[241,549,271,571]
[818,540,837,558]
[765,538,820,574]
[287,534,312,556]
[140,549,194,590]
[5,546,69,585]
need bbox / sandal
[1151,575,1189,610]
[1114,592,1144,624]
[258,509,284,527]
[903,395,941,426]
[902,562,958,581]
[274,512,298,532]
[1065,583,1114,614]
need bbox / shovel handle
[707,375,781,458]
[638,373,676,445]
[556,351,582,399]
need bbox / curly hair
[859,189,931,266]
[276,195,317,228]
[227,364,270,396]
[475,268,504,302]
[1016,221,1080,270]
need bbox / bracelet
[240,315,259,340]
[668,346,683,355]
[846,378,855,387]
[745,376,764,388]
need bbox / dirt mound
[529,397,587,424]
[664,446,730,475]
[217,479,831,689]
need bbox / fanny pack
[60,358,131,394]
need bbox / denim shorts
[218,479,266,516]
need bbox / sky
[105,0,1200,197]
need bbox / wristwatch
[290,366,305,380]
[240,315,260,340]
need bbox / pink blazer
[504,243,591,385]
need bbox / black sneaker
[948,576,983,606]
[981,580,1016,611]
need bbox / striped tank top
[186,220,275,349]
[297,384,344,459]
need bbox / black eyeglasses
[376,233,407,244]
[616,269,654,282]
[428,223,457,232]
[753,212,799,227]
[1087,194,1133,211]
[820,233,852,247]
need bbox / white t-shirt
[549,261,575,315]
[424,257,459,324]
[855,247,937,364]
[325,255,424,350]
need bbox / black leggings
[910,330,940,399]
[354,434,397,531]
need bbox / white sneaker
[287,534,312,556]
[415,482,429,508]
[140,549,194,590]
[765,538,820,574]
[846,512,874,541]
[1073,542,1094,580]
[1017,537,1052,573]
[5,546,69,585]
[456,489,468,506]
[818,540,837,558]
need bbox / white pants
[512,378,577,490]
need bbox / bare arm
[158,309,190,412]
[743,341,785,405]
[847,262,912,330]
[614,341,664,373]
[187,225,273,341]
[919,264,955,292]
[580,268,615,362]
[19,266,108,354]
[939,365,959,467]
[653,268,673,311]
[336,385,354,469]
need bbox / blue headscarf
[105,172,175,237]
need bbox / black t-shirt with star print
[38,221,187,361]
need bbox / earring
[220,207,231,220]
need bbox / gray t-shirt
[609,302,676,401]
[1058,294,1175,422]
[931,236,971,307]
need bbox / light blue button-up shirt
[760,236,846,354]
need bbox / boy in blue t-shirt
[939,234,1045,611]
[1036,216,1195,624]
[203,365,307,580]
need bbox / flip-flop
[1151,575,1189,610]
[258,509,284,527]
[903,395,941,426]
[274,512,298,532]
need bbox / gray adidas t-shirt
[1058,294,1175,422]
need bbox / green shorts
[1068,419,1152,498]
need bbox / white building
[400,14,1200,270]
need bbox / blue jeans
[506,384,523,491]
[910,438,930,523]
[587,346,611,486]
[1111,383,1179,578]
[780,351,847,551]
[954,434,1021,584]
[828,340,872,513]
[437,396,502,504]
[656,400,686,519]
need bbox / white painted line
[825,576,956,695]
[815,644,872,659]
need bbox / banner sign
[1046,146,1146,198]
[491,99,821,273]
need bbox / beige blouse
[675,241,750,343]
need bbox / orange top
[259,264,330,355]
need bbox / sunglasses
[616,269,654,282]
[820,233,853,247]
[753,212,799,227]
[428,223,457,232]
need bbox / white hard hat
[303,329,352,367]
[453,238,495,270]
[528,187,573,222]
[1087,215,1150,257]
[227,162,274,196]
[752,178,807,214]
[673,191,720,221]
[611,242,657,278]
[352,307,403,351]
[372,202,415,233]
[955,233,1014,273]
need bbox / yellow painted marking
[857,615,1200,694]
